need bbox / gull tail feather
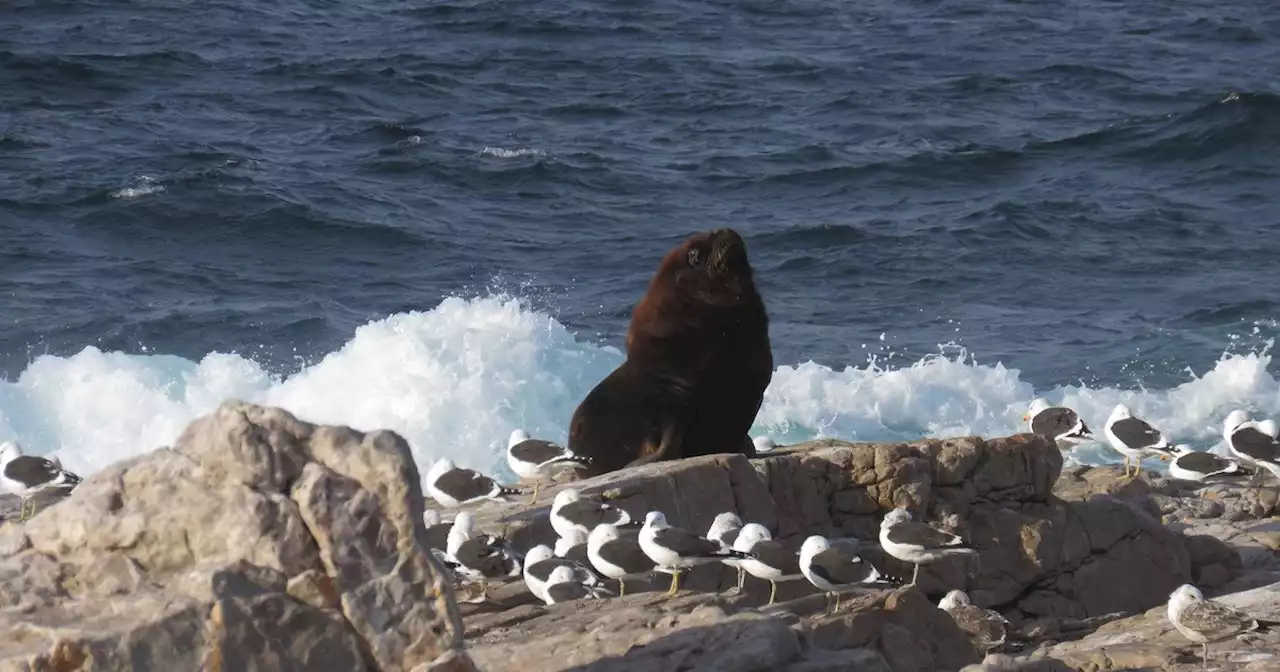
[545,453,594,468]
[494,485,523,498]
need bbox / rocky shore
[2,401,1277,671]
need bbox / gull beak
[1159,454,1170,461]
[1021,414,1029,422]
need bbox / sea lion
[568,227,773,475]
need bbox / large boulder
[0,401,476,672]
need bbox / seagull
[1023,397,1093,449]
[706,512,745,591]
[798,535,884,614]
[445,511,521,600]
[423,509,453,552]
[586,522,657,597]
[446,512,521,577]
[1104,404,1173,479]
[432,545,463,581]
[878,507,977,587]
[543,564,610,605]
[753,436,778,453]
[638,511,748,597]
[425,458,521,508]
[0,441,82,522]
[1166,444,1251,487]
[1167,583,1274,670]
[550,488,632,539]
[938,590,1009,651]
[554,526,591,565]
[505,429,592,505]
[1223,410,1280,487]
[735,524,802,605]
[522,544,606,604]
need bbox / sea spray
[1,295,1277,481]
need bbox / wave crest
[1,295,1275,479]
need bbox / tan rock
[465,588,980,672]
[1032,581,1280,671]
[1052,464,1160,504]
[0,400,475,672]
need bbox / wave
[2,295,1277,481]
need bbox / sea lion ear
[686,246,702,267]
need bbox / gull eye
[686,247,702,267]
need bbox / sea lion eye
[686,247,702,267]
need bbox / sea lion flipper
[623,420,682,469]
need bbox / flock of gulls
[1024,398,1280,486]
[420,421,1279,666]
[426,460,989,632]
[430,437,983,612]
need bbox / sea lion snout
[709,228,748,269]
[709,228,745,248]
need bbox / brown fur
[567,228,773,475]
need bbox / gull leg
[530,481,541,506]
[1201,641,1208,672]
[822,592,832,615]
[737,567,746,591]
[619,578,627,598]
[1121,456,1131,479]
[833,591,842,613]
[909,564,920,587]
[768,580,777,606]
[667,571,680,596]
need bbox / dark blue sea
[3,0,1279,476]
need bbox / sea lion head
[658,227,757,306]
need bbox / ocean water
[3,0,1279,480]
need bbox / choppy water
[3,0,1279,478]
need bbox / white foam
[479,147,543,159]
[110,175,165,200]
[1,296,1278,481]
